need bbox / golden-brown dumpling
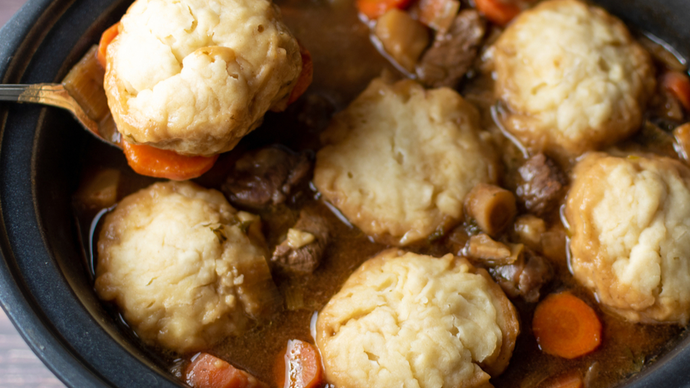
[316,249,519,388]
[566,153,690,324]
[104,0,302,156]
[492,0,655,157]
[95,181,280,353]
[314,77,497,246]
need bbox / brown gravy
[74,1,687,387]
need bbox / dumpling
[104,0,303,156]
[313,77,498,246]
[95,181,280,353]
[316,249,519,388]
[566,153,690,324]
[492,0,655,157]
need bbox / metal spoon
[0,83,121,148]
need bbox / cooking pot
[0,0,688,387]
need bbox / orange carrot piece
[288,44,314,105]
[356,0,413,20]
[122,140,218,181]
[97,22,120,69]
[474,0,521,26]
[532,292,602,359]
[186,353,268,388]
[273,340,323,388]
[662,71,690,111]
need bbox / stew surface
[72,0,690,387]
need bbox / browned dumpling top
[493,0,655,157]
[567,153,690,324]
[95,181,280,353]
[316,249,519,388]
[314,77,497,246]
[105,0,302,156]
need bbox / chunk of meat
[416,10,486,88]
[223,147,311,209]
[466,233,523,266]
[515,153,567,217]
[271,210,330,275]
[490,252,553,303]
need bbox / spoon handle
[0,83,102,136]
[1,84,75,109]
[0,84,30,101]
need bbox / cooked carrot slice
[122,140,218,181]
[97,22,120,69]
[474,0,521,26]
[273,340,323,388]
[356,0,413,20]
[186,353,268,388]
[288,44,314,105]
[661,71,690,111]
[532,292,602,359]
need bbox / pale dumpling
[566,153,690,324]
[492,0,655,157]
[95,181,280,353]
[313,77,498,246]
[316,249,519,388]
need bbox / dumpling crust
[566,153,690,324]
[104,0,302,156]
[316,249,519,388]
[313,77,497,246]
[95,181,279,353]
[492,0,655,157]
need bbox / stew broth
[73,0,687,387]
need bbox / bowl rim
[0,1,181,387]
[0,2,107,385]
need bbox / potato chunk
[374,9,430,72]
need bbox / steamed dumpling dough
[313,77,497,246]
[566,153,690,324]
[492,0,655,157]
[316,249,519,388]
[95,181,280,353]
[104,0,302,156]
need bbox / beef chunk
[271,210,330,275]
[467,234,524,267]
[223,146,311,209]
[515,153,567,217]
[416,10,486,88]
[490,253,553,303]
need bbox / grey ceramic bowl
[0,0,689,387]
